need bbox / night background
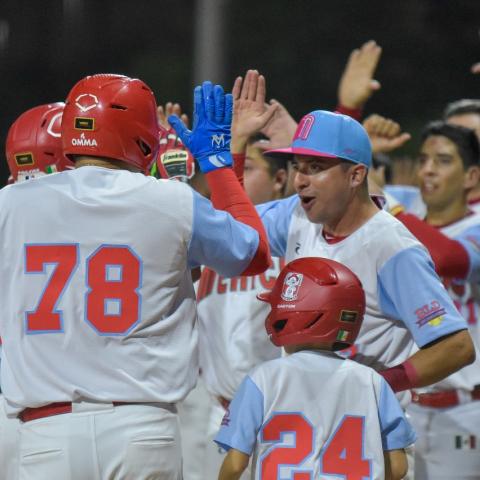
[0,0,478,184]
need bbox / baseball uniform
[408,211,480,479]
[215,350,416,479]
[0,167,264,480]
[256,196,468,406]
[196,258,284,479]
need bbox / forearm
[384,450,408,480]
[218,450,249,480]
[397,212,470,278]
[381,329,475,391]
[206,168,271,275]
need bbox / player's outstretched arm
[218,449,249,480]
[384,450,408,480]
[170,81,271,276]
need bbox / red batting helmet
[6,103,74,183]
[62,74,160,171]
[258,257,365,349]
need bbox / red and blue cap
[265,110,372,168]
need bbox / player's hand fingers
[256,75,267,104]
[388,133,411,150]
[181,113,190,128]
[214,85,225,123]
[232,76,242,99]
[165,102,173,117]
[202,81,214,121]
[168,115,191,145]
[240,71,251,100]
[172,103,182,117]
[258,102,279,127]
[193,85,204,128]
[224,93,233,125]
[247,70,259,101]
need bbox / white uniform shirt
[0,167,260,414]
[197,258,284,400]
[418,212,480,392]
[258,197,467,371]
[215,350,416,480]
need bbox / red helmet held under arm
[258,257,365,349]
[62,74,160,171]
[6,103,73,183]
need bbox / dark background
[0,0,479,184]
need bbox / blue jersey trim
[188,191,259,277]
[377,246,467,347]
[378,379,416,450]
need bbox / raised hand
[157,102,189,131]
[169,81,233,173]
[230,69,278,152]
[338,40,382,110]
[258,99,298,150]
[363,114,411,154]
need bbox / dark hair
[247,133,288,176]
[421,121,480,169]
[444,99,480,119]
[372,153,393,184]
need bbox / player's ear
[464,165,480,191]
[273,168,288,198]
[349,164,368,188]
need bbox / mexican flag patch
[455,435,476,450]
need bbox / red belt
[19,401,133,423]
[412,386,480,408]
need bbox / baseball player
[403,122,480,479]
[190,70,287,480]
[245,110,474,404]
[215,257,415,480]
[1,102,74,480]
[0,75,270,480]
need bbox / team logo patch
[281,272,303,301]
[221,407,231,427]
[74,117,95,131]
[75,93,99,112]
[340,310,358,323]
[211,134,226,148]
[15,152,34,166]
[415,300,446,327]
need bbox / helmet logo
[46,112,62,138]
[281,272,303,301]
[72,132,98,147]
[75,94,99,112]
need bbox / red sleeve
[206,168,271,276]
[232,152,245,187]
[335,103,363,122]
[396,212,470,279]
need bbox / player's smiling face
[417,135,469,212]
[292,155,353,224]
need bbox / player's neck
[323,195,380,238]
[74,156,140,172]
[425,197,469,227]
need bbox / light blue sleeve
[256,194,299,257]
[378,246,468,347]
[455,224,480,282]
[214,375,264,455]
[378,378,416,450]
[187,191,259,277]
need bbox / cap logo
[75,94,99,112]
[74,117,95,131]
[281,272,303,301]
[295,114,315,140]
[340,310,358,323]
[15,152,34,166]
[46,112,62,138]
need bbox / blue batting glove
[168,81,233,173]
